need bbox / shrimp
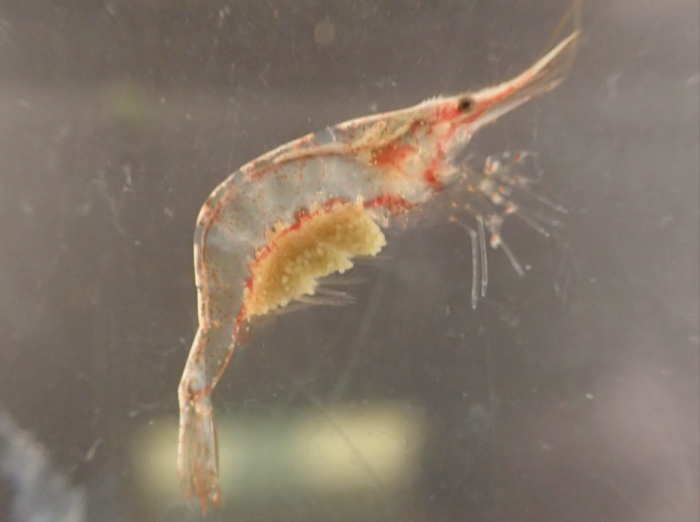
[178,9,580,512]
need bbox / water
[0,1,697,521]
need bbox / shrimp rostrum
[178,14,580,512]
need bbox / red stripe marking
[434,104,461,122]
[243,197,350,308]
[364,194,414,214]
[424,166,440,187]
[371,142,416,168]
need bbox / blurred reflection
[0,408,86,522]
[133,402,425,514]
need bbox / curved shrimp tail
[177,391,221,513]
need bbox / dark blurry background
[0,1,698,521]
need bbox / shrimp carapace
[243,200,387,317]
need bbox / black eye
[458,96,475,113]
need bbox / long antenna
[539,0,582,64]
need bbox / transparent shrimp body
[178,26,580,512]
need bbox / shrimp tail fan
[177,393,221,512]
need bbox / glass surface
[0,1,697,521]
